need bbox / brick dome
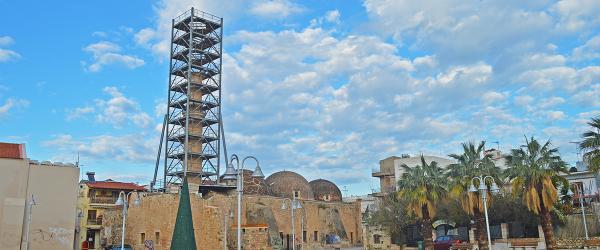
[309,179,342,202]
[265,171,314,200]
[220,169,273,196]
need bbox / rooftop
[0,142,26,159]
[85,181,145,191]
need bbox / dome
[220,169,274,196]
[265,171,314,200]
[309,179,342,202]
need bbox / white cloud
[0,36,20,62]
[482,91,508,104]
[363,0,554,64]
[0,36,14,46]
[96,87,151,128]
[66,106,95,121]
[572,34,600,61]
[250,0,304,18]
[413,55,437,68]
[0,98,29,117]
[134,28,155,47]
[517,66,600,92]
[91,31,107,37]
[43,134,156,163]
[514,95,534,109]
[572,84,600,107]
[0,49,20,62]
[67,87,152,128]
[324,10,341,24]
[83,41,145,72]
[546,110,566,121]
[539,96,565,109]
[552,0,600,32]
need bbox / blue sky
[0,0,599,195]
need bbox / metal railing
[173,8,222,24]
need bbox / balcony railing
[86,218,103,226]
[89,196,118,204]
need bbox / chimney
[86,172,96,182]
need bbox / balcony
[86,218,103,229]
[89,196,118,205]
[87,218,103,225]
[371,169,393,177]
[372,187,396,197]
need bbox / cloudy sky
[0,0,598,195]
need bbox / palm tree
[447,141,502,250]
[579,116,600,171]
[505,137,568,250]
[397,155,447,250]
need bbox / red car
[434,235,461,250]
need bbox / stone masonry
[125,192,362,249]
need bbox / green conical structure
[170,177,197,250]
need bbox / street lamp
[115,191,141,250]
[468,164,500,250]
[281,194,302,250]
[568,185,590,239]
[227,154,265,250]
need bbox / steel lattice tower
[163,8,223,189]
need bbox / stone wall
[125,192,362,250]
[229,225,271,250]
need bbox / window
[87,210,97,220]
[313,231,318,242]
[373,234,382,244]
[280,232,284,242]
[293,191,300,198]
[303,231,307,242]
[350,232,353,244]
[140,233,146,244]
[155,232,160,245]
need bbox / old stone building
[124,170,362,250]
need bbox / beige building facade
[76,172,145,249]
[372,155,455,197]
[0,142,80,250]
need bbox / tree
[504,137,568,250]
[397,155,447,250]
[366,193,416,245]
[447,141,502,250]
[579,116,600,171]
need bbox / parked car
[433,235,461,250]
[106,245,133,250]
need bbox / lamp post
[568,185,590,239]
[226,154,265,250]
[115,191,141,250]
[281,194,301,250]
[468,169,500,250]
